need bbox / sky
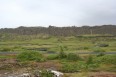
[0,0,116,28]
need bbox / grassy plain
[0,35,116,77]
[0,35,116,53]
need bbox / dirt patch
[90,72,116,77]
[37,60,62,70]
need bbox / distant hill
[0,25,116,36]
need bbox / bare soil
[90,72,116,77]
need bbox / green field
[0,35,116,77]
[0,35,116,53]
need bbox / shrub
[94,55,116,65]
[17,51,45,62]
[47,54,58,60]
[61,61,99,72]
[86,55,93,65]
[93,47,105,53]
[61,62,79,72]
[57,45,67,59]
[58,51,67,59]
[67,53,80,61]
[86,56,99,71]
[39,70,54,77]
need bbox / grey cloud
[0,0,116,28]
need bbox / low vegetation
[0,35,116,76]
[17,51,45,62]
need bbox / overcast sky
[0,0,116,28]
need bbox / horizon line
[0,24,116,29]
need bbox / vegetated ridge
[0,25,116,36]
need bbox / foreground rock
[0,69,64,77]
